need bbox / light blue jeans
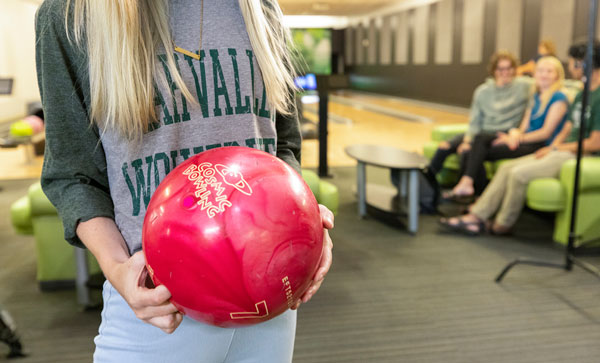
[94,281,297,363]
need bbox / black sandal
[439,216,485,236]
[489,224,513,236]
[442,190,475,205]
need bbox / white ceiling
[17,0,427,18]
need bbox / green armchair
[301,169,339,215]
[527,157,600,245]
[423,124,467,165]
[10,182,101,291]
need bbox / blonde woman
[440,44,600,236]
[448,56,569,199]
[35,0,334,361]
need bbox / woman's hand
[76,218,182,334]
[493,132,520,150]
[438,141,451,150]
[457,142,471,154]
[506,134,520,150]
[535,146,552,159]
[109,251,183,334]
[492,132,509,146]
[291,204,334,310]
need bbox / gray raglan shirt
[35,0,302,253]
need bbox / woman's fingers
[146,312,184,334]
[134,301,180,321]
[302,279,324,304]
[134,284,172,305]
[297,229,333,305]
[315,230,333,281]
[319,204,334,229]
[290,299,302,310]
[118,252,185,332]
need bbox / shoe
[490,222,512,236]
[441,190,475,205]
[439,216,485,236]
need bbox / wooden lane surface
[300,94,469,169]
[331,91,469,125]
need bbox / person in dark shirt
[517,39,557,76]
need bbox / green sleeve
[275,101,302,174]
[591,99,600,133]
[567,92,581,123]
[36,0,114,248]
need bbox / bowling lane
[300,91,469,169]
[331,90,470,125]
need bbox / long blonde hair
[65,0,297,140]
[533,56,565,118]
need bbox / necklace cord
[173,0,203,60]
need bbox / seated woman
[439,44,600,236]
[448,56,569,199]
[517,39,557,77]
[429,52,530,186]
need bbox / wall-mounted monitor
[294,73,317,91]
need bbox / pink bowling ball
[142,146,323,327]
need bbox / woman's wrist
[76,217,130,283]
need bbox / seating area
[422,75,585,188]
[424,123,600,246]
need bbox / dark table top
[345,144,428,170]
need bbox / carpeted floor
[293,166,600,363]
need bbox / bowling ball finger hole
[182,195,197,209]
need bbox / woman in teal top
[527,91,569,144]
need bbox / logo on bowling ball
[182,162,253,218]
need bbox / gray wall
[344,0,590,107]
